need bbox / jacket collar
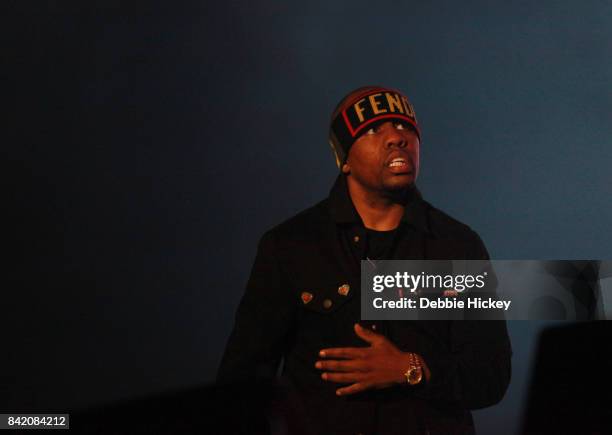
[327,174,430,234]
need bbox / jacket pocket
[295,282,362,347]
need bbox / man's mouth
[388,157,408,168]
[385,155,414,175]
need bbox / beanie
[329,86,420,168]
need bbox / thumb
[354,323,381,344]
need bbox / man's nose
[381,124,407,149]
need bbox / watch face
[407,367,423,385]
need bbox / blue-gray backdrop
[5,2,611,434]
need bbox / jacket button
[323,299,333,309]
[338,284,350,296]
[353,235,360,243]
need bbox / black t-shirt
[364,228,397,260]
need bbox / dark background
[4,2,612,434]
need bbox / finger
[336,382,369,396]
[315,359,365,373]
[354,323,384,345]
[319,347,365,359]
[321,371,364,384]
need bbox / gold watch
[404,353,423,386]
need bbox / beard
[381,178,419,203]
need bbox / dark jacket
[217,175,512,435]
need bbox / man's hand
[315,323,430,396]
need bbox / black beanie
[329,86,420,168]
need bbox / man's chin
[383,176,416,192]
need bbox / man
[217,86,512,435]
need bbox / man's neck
[346,177,408,231]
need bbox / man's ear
[341,162,350,174]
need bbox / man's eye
[394,122,405,130]
[365,127,377,135]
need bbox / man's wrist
[395,352,412,384]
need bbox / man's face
[342,120,420,194]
